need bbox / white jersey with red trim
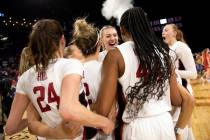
[83,61,114,140]
[16,58,85,140]
[83,60,102,104]
[117,41,172,122]
[98,50,108,62]
[116,41,175,140]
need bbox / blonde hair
[70,18,99,57]
[19,47,34,75]
[63,46,72,58]
[168,23,186,43]
[100,25,117,38]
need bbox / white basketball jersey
[16,58,85,140]
[117,41,172,123]
[169,41,197,81]
[83,60,102,104]
[98,50,108,62]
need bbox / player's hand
[176,134,183,140]
[55,121,82,139]
[101,119,115,135]
[108,103,117,123]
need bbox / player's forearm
[176,70,197,79]
[60,102,110,129]
[28,121,59,139]
[176,84,195,128]
[5,119,28,135]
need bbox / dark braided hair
[29,19,64,72]
[120,7,173,118]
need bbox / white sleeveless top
[117,41,172,123]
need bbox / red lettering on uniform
[33,82,60,112]
[84,83,90,96]
[136,65,147,78]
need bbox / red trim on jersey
[82,128,86,140]
[120,123,124,140]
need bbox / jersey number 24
[33,82,60,112]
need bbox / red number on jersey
[136,65,147,78]
[33,82,60,112]
[48,83,60,109]
[84,83,90,96]
[83,82,93,104]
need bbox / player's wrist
[174,126,184,135]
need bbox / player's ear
[60,35,66,46]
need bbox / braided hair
[120,7,173,118]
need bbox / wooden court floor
[3,80,210,140]
[191,80,210,140]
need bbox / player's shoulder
[57,58,82,66]
[18,66,35,81]
[176,41,190,49]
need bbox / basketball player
[65,18,115,140]
[162,23,197,140]
[95,7,194,140]
[98,25,119,62]
[5,19,114,140]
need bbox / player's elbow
[59,104,79,122]
[60,111,77,122]
[182,92,195,109]
[5,126,17,136]
[27,122,36,135]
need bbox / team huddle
[5,7,196,140]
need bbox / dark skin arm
[170,69,183,106]
[96,48,184,117]
[175,84,195,139]
[95,48,124,116]
[176,84,195,128]
[169,70,195,139]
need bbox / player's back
[117,41,171,122]
[19,58,84,128]
[83,60,102,104]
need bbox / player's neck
[168,38,177,47]
[84,54,98,62]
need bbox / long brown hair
[29,19,64,72]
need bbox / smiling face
[162,24,177,45]
[100,27,119,51]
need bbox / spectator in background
[195,52,204,77]
[202,48,210,81]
